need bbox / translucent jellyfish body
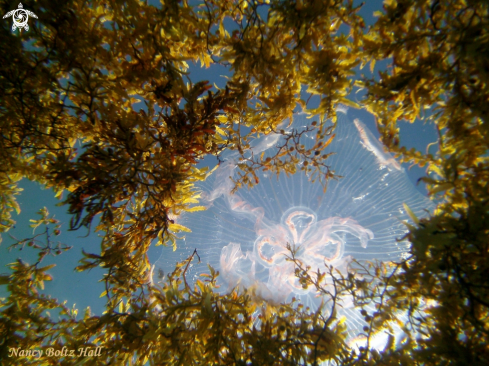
[153,107,433,347]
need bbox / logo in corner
[3,3,37,32]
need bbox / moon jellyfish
[153,106,433,349]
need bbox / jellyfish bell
[153,106,434,348]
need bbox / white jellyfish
[153,107,434,349]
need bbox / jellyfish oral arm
[220,243,256,289]
[354,119,402,171]
[306,217,375,250]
